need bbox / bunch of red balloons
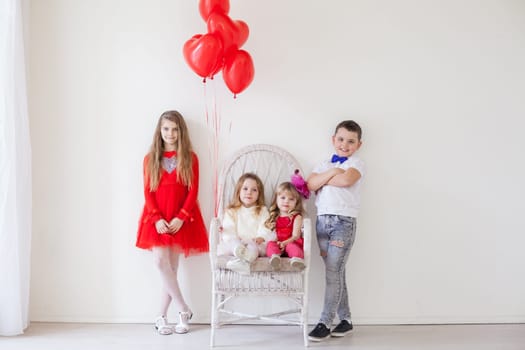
[183,0,254,97]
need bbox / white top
[221,206,274,242]
[312,155,365,218]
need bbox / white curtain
[0,0,32,336]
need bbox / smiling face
[332,127,362,158]
[160,119,178,151]
[276,190,298,215]
[239,178,260,208]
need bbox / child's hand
[168,218,183,234]
[255,237,265,245]
[155,219,170,234]
[278,241,287,250]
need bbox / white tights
[151,246,188,317]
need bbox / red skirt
[136,203,209,257]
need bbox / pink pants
[266,238,304,259]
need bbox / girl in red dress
[265,182,306,270]
[136,110,208,335]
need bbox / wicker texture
[209,144,311,347]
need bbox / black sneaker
[331,319,353,337]
[308,323,331,341]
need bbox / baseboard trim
[29,315,525,325]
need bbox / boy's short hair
[335,120,362,141]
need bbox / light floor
[2,323,524,350]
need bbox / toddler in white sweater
[217,173,274,274]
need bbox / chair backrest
[217,144,302,218]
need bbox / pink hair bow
[291,169,310,199]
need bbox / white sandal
[174,310,193,334]
[155,316,173,335]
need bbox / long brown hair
[265,182,304,230]
[227,173,266,216]
[147,110,194,191]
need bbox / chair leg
[301,296,309,347]
[210,327,216,347]
[303,323,309,347]
[210,292,218,347]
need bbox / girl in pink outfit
[265,182,305,270]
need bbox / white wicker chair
[209,144,311,347]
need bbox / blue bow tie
[331,154,348,164]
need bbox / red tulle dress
[136,151,209,256]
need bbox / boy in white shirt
[307,120,365,342]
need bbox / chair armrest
[302,217,312,269]
[209,217,220,269]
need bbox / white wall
[28,0,525,324]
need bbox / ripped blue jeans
[316,214,356,327]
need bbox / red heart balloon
[235,20,249,49]
[209,55,224,79]
[183,33,223,79]
[222,49,254,96]
[207,12,249,55]
[199,0,230,21]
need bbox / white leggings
[151,246,189,317]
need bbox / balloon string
[212,82,219,216]
[203,80,216,217]
[204,78,220,217]
[203,80,209,127]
